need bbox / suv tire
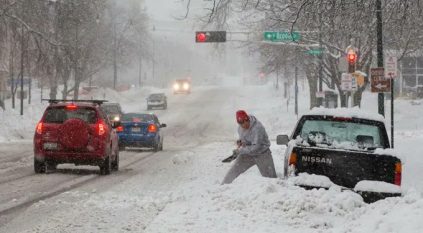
[34,158,46,174]
[112,151,119,171]
[100,154,111,175]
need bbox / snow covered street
[1,83,423,233]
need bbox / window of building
[403,75,416,87]
[402,57,416,69]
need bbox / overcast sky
[142,0,258,82]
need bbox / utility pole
[376,0,385,116]
[138,56,142,87]
[295,66,298,117]
[152,39,155,84]
[276,64,279,90]
[390,74,394,148]
[113,22,117,90]
[318,10,323,106]
[20,24,24,116]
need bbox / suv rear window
[44,107,97,124]
[122,113,153,122]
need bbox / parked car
[117,113,166,151]
[33,99,120,175]
[101,102,123,122]
[173,79,191,94]
[277,108,402,203]
[147,93,167,110]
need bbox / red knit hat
[236,110,249,123]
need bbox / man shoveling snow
[222,110,277,184]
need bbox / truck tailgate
[294,147,401,188]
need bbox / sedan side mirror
[276,135,289,145]
[160,123,167,128]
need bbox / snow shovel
[222,150,238,163]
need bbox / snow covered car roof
[305,107,385,122]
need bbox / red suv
[34,100,120,175]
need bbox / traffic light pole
[295,65,298,117]
[391,76,394,148]
[318,12,323,106]
[376,0,385,117]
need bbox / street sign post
[316,91,325,98]
[351,75,358,91]
[385,56,397,78]
[341,73,353,91]
[371,68,390,93]
[384,56,396,149]
[263,31,301,42]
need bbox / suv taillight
[97,120,106,136]
[394,162,402,186]
[116,126,124,132]
[36,122,43,134]
[148,124,157,133]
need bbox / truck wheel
[34,158,46,174]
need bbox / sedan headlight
[183,82,190,90]
[173,83,180,90]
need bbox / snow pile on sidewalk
[0,103,46,142]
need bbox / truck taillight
[394,162,402,186]
[36,122,43,134]
[289,152,297,166]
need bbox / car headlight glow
[173,83,180,90]
[183,82,190,90]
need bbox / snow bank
[354,180,402,193]
[288,173,336,189]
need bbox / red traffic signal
[195,31,226,43]
[196,32,207,42]
[347,49,357,64]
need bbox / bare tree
[193,0,423,108]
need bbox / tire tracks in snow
[0,151,158,225]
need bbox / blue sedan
[117,113,166,151]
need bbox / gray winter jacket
[237,115,271,156]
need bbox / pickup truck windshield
[299,120,386,150]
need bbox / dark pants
[222,151,277,184]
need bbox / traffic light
[348,53,356,64]
[195,31,226,43]
[347,48,357,73]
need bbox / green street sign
[306,48,324,55]
[263,31,301,42]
